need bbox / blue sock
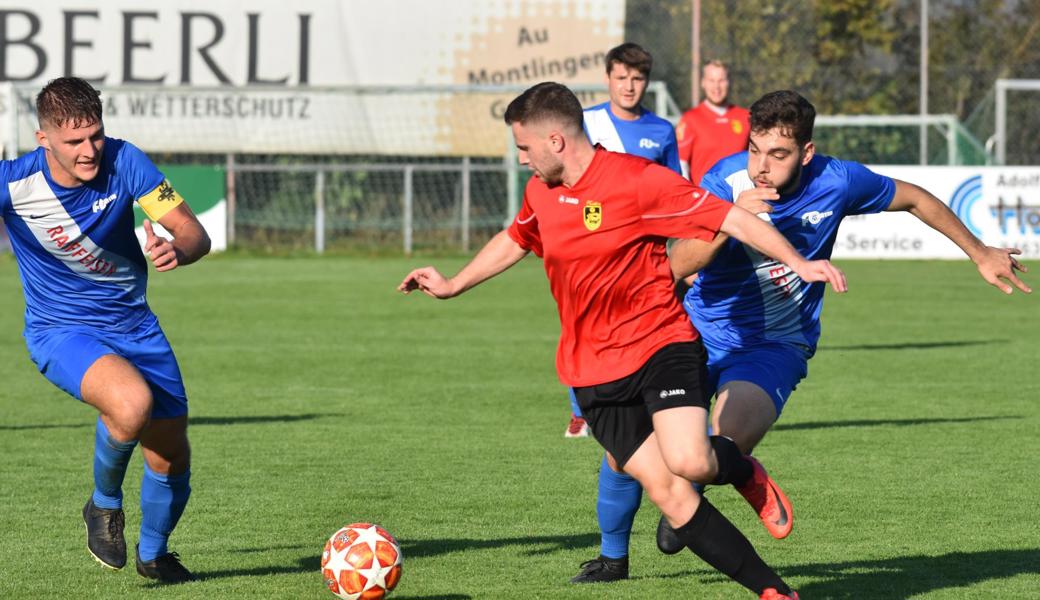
[91,417,137,510]
[139,465,191,561]
[569,388,583,418]
[596,454,642,559]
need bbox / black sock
[674,497,790,595]
[710,435,753,487]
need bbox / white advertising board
[833,166,1040,259]
[0,0,624,155]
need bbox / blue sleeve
[662,129,681,174]
[699,166,734,202]
[0,161,10,213]
[114,140,165,199]
[843,160,895,216]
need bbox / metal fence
[0,81,1007,255]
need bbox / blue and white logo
[949,175,982,236]
[800,210,833,227]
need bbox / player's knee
[664,452,714,484]
[105,385,154,439]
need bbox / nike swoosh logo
[770,485,789,526]
[29,214,45,219]
[775,388,785,403]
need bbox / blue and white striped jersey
[685,152,895,352]
[1,138,168,331]
[582,102,681,174]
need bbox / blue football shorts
[24,314,188,419]
[703,341,811,418]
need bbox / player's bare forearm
[399,230,528,298]
[670,235,727,280]
[447,230,528,295]
[719,205,803,267]
[671,187,778,279]
[720,206,847,292]
[170,221,211,266]
[152,202,211,270]
[891,180,986,259]
[891,180,1031,294]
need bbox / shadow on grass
[0,413,331,431]
[818,339,1004,351]
[391,590,472,594]
[398,533,600,558]
[788,549,1040,599]
[191,413,331,426]
[635,549,1040,598]
[773,415,1020,432]
[199,533,598,582]
[0,422,89,431]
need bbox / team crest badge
[731,120,744,134]
[583,201,602,231]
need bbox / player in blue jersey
[583,43,680,172]
[565,43,683,441]
[573,90,1030,587]
[1,78,211,584]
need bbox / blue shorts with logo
[703,341,811,418]
[24,314,188,419]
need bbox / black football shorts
[572,340,710,469]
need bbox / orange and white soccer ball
[321,523,403,600]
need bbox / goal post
[994,78,1040,165]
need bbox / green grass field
[1,255,1038,599]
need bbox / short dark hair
[749,90,816,146]
[36,77,102,129]
[503,82,584,133]
[605,42,653,76]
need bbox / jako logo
[92,194,117,213]
[800,210,833,226]
[949,175,982,235]
[558,195,579,205]
[659,388,686,398]
[639,138,661,149]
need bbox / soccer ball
[321,523,403,600]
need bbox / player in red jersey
[398,82,845,599]
[677,60,750,185]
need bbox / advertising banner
[0,0,625,155]
[834,166,1040,259]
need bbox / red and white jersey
[676,102,750,185]
[507,148,732,387]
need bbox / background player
[582,42,680,172]
[566,42,682,438]
[400,81,850,599]
[677,60,750,185]
[0,77,210,584]
[581,89,1032,577]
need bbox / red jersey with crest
[676,102,750,184]
[507,148,732,387]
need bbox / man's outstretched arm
[889,179,1031,295]
[398,230,529,299]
